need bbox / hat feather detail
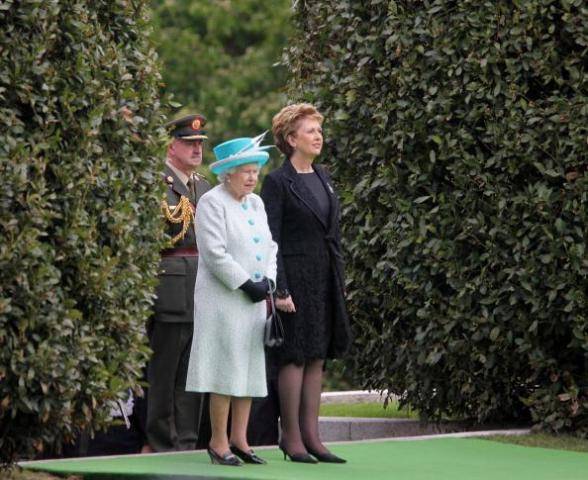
[210,132,273,175]
[229,131,273,160]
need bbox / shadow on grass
[482,432,588,453]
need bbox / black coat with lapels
[260,159,351,364]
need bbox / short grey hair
[218,167,237,183]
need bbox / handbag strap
[267,278,277,316]
[266,278,285,341]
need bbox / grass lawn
[320,400,418,419]
[484,432,588,454]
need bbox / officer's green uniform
[146,114,212,451]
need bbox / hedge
[0,1,166,464]
[286,0,588,435]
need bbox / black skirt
[271,252,336,366]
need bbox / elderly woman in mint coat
[186,134,277,467]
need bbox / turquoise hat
[210,132,272,176]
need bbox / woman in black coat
[260,103,351,463]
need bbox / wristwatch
[276,288,290,299]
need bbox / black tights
[278,359,328,455]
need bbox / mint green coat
[185,184,278,397]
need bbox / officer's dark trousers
[147,321,205,451]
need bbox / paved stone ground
[319,390,531,442]
[319,417,531,442]
[321,390,393,404]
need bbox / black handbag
[264,279,285,348]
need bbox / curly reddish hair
[272,103,324,157]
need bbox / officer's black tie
[187,177,196,203]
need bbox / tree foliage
[286,0,588,435]
[150,0,292,148]
[0,1,166,464]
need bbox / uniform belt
[161,247,198,257]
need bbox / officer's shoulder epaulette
[161,172,174,185]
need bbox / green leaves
[287,0,588,435]
[1,1,166,465]
[150,0,292,151]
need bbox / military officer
[146,114,212,452]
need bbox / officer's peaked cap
[165,114,208,141]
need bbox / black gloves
[239,278,268,303]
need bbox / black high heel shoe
[207,446,243,466]
[305,447,347,463]
[230,444,267,464]
[278,442,318,464]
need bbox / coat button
[256,254,262,261]
[253,236,261,243]
[254,272,262,279]
[241,203,248,210]
[248,219,255,225]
